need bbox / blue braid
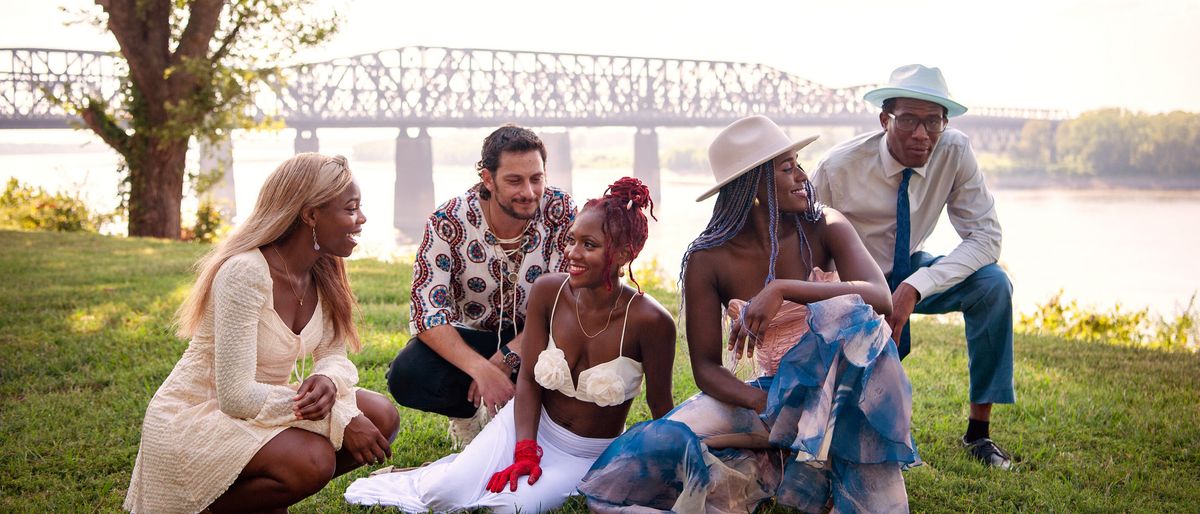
[763,160,780,284]
[679,164,762,295]
[801,178,825,223]
[795,177,826,271]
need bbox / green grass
[1,230,1197,513]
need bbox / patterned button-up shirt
[408,186,576,335]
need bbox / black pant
[387,326,517,418]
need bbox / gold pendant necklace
[272,245,306,306]
[575,287,622,339]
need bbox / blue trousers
[898,251,1016,405]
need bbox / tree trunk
[127,136,188,238]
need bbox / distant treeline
[1016,109,1200,177]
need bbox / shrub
[1018,290,1198,352]
[632,255,677,296]
[0,178,108,232]
[181,198,226,243]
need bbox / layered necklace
[480,200,534,352]
[490,221,531,284]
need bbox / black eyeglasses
[887,112,948,134]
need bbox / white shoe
[447,404,494,448]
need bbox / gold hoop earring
[312,225,320,251]
[753,197,761,207]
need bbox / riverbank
[991,173,1200,191]
[2,230,1198,512]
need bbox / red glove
[486,439,543,493]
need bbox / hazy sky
[2,0,1197,114]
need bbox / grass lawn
[2,230,1198,513]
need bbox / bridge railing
[0,48,126,129]
[264,46,881,127]
[1,46,1068,130]
[968,106,1069,121]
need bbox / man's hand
[292,375,336,421]
[467,352,514,412]
[467,361,515,416]
[488,350,515,376]
[887,282,921,344]
[342,414,391,466]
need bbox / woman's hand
[292,375,336,420]
[342,414,392,466]
[486,440,543,492]
[728,282,784,360]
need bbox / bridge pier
[394,127,435,239]
[1048,120,1061,163]
[633,127,661,206]
[294,128,319,154]
[198,135,237,221]
[540,130,573,195]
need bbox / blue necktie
[890,168,914,360]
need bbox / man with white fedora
[812,64,1014,469]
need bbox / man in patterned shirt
[387,125,576,444]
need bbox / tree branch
[210,7,249,63]
[167,0,224,100]
[174,0,224,63]
[80,98,132,160]
[97,0,171,114]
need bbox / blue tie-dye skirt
[578,295,919,513]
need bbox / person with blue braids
[578,115,919,513]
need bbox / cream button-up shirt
[811,129,1002,299]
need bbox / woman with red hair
[346,177,676,513]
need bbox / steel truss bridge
[0,47,1066,233]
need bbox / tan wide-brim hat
[697,115,819,202]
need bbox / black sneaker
[962,436,1013,470]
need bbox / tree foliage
[1017,109,1200,177]
[66,0,341,238]
[1014,120,1055,166]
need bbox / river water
[4,128,1198,318]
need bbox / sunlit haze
[1,0,1198,114]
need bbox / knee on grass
[357,390,401,441]
[276,442,337,499]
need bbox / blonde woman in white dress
[124,153,400,513]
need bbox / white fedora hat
[697,115,819,202]
[863,64,968,118]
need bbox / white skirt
[345,402,615,513]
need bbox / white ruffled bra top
[534,278,643,407]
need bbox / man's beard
[497,195,538,220]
